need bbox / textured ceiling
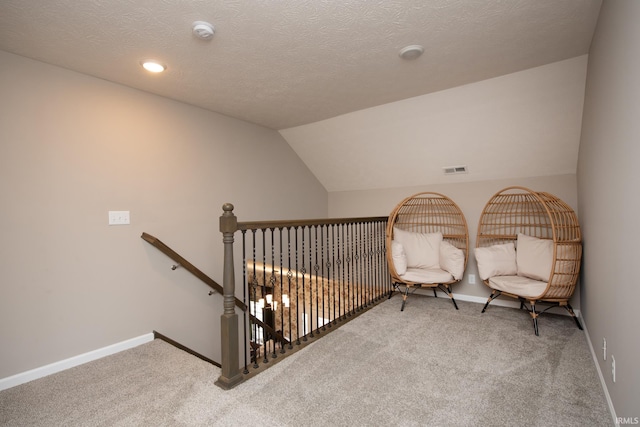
[0,1,602,192]
[0,0,601,131]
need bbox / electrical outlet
[468,274,476,284]
[603,338,607,361]
[611,355,616,383]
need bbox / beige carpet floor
[0,295,613,426]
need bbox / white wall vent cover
[443,165,468,175]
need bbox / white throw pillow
[474,242,517,281]
[516,234,553,282]
[393,227,442,269]
[439,240,465,280]
[391,240,407,275]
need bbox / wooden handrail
[214,204,391,387]
[141,232,288,346]
[141,232,246,312]
[237,216,388,231]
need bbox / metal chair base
[481,290,582,336]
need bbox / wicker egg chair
[386,192,469,311]
[475,186,582,335]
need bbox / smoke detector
[192,21,215,40]
[399,45,424,60]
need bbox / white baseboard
[579,313,618,426]
[434,291,614,423]
[445,291,615,424]
[0,332,154,391]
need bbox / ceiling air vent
[443,165,468,175]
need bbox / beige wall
[329,174,579,305]
[577,0,640,419]
[0,51,327,379]
[281,56,587,192]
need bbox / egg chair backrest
[386,192,469,282]
[476,186,582,301]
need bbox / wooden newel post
[215,203,244,389]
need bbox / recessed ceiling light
[399,45,424,60]
[141,61,166,73]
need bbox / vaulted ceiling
[0,0,602,191]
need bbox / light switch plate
[108,211,130,225]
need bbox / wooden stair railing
[140,232,288,346]
[141,232,244,310]
[144,204,390,390]
[231,206,391,378]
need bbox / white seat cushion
[400,267,453,284]
[488,275,548,299]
